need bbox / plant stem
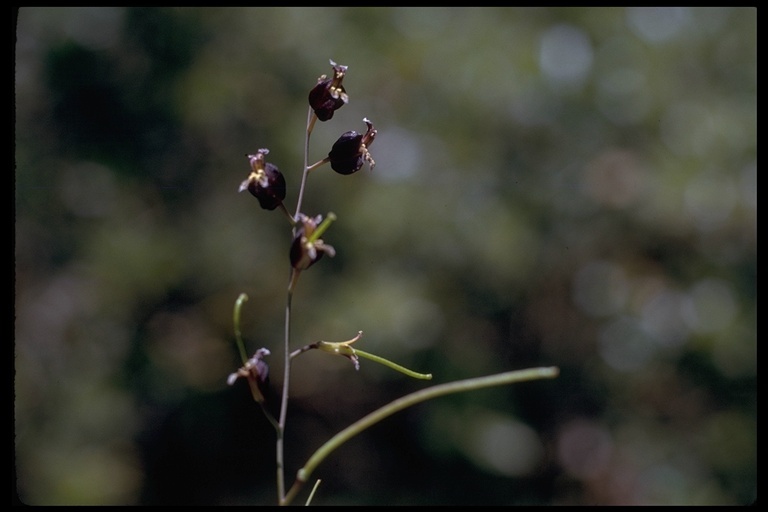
[353,349,433,380]
[294,106,316,219]
[306,157,330,174]
[277,105,315,503]
[276,271,299,503]
[305,479,322,506]
[278,202,296,226]
[281,366,560,506]
[233,293,249,365]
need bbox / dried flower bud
[290,213,336,271]
[328,118,377,175]
[308,59,349,121]
[315,331,364,370]
[239,149,286,210]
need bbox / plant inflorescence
[227,59,559,506]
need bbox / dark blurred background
[14,7,756,505]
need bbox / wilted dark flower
[328,118,377,175]
[239,149,286,210]
[290,213,336,271]
[308,59,349,121]
[227,348,271,404]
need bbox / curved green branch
[281,366,559,505]
[354,349,432,380]
[234,293,249,365]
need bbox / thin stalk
[277,202,296,226]
[354,349,432,380]
[233,293,249,365]
[277,269,301,503]
[277,105,315,502]
[281,366,560,506]
[306,157,330,174]
[294,106,317,219]
[305,479,322,506]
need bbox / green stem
[307,212,337,243]
[233,293,249,365]
[353,349,432,380]
[282,366,560,505]
[305,479,322,506]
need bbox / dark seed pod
[328,131,365,175]
[308,59,349,121]
[247,161,286,210]
[239,149,286,211]
[328,118,377,175]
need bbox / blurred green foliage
[15,7,755,505]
